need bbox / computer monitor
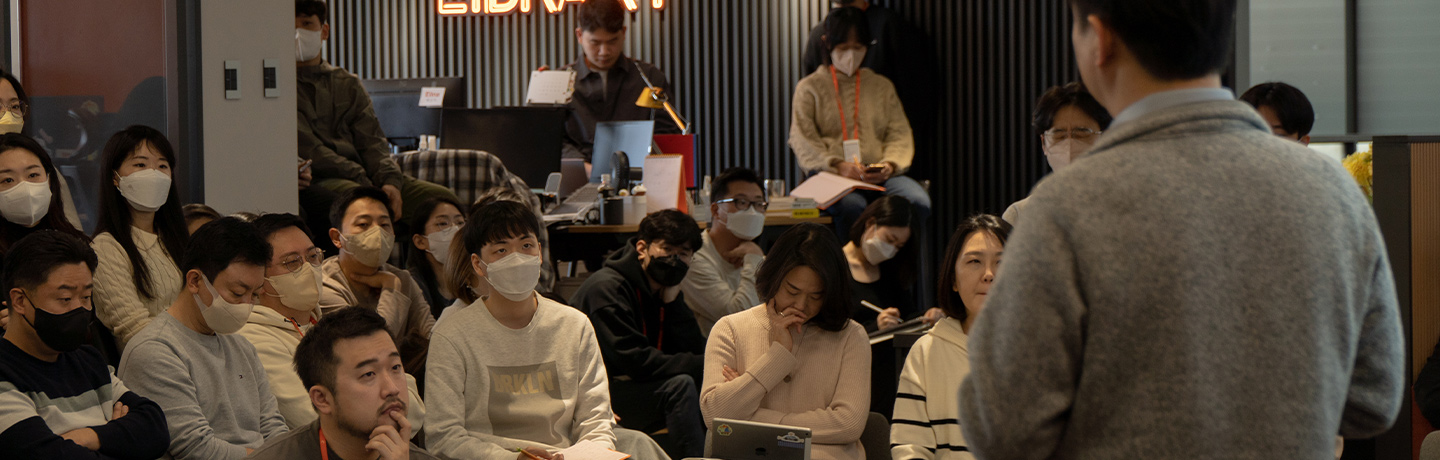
[360,77,466,148]
[439,107,567,189]
[590,120,656,182]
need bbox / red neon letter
[438,0,470,15]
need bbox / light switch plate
[224,60,241,100]
[263,59,279,98]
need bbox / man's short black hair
[462,200,541,255]
[296,0,328,24]
[1239,82,1315,137]
[1032,82,1113,137]
[181,217,272,281]
[329,186,394,231]
[638,209,702,253]
[294,306,390,391]
[1069,0,1236,80]
[710,167,765,205]
[821,7,872,64]
[2,231,97,295]
[755,223,853,332]
[578,0,626,33]
[252,213,314,242]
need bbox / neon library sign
[438,0,666,16]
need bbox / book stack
[767,197,820,219]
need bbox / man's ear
[329,228,343,250]
[1089,14,1117,68]
[575,27,584,44]
[321,23,331,41]
[635,240,649,263]
[8,288,27,315]
[309,385,336,416]
[1300,135,1311,146]
[471,253,485,279]
[186,269,205,295]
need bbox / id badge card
[843,139,861,164]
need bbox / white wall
[200,0,297,214]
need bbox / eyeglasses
[275,248,325,274]
[715,197,769,212]
[1042,128,1102,146]
[2,101,27,118]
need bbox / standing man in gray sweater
[958,1,1405,459]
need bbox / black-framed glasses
[275,248,325,274]
[1042,127,1102,146]
[715,197,769,212]
[2,101,27,118]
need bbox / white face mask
[0,111,23,134]
[425,226,461,267]
[194,275,256,334]
[341,225,395,268]
[117,169,171,213]
[1045,139,1091,171]
[830,47,867,76]
[0,179,51,227]
[724,206,766,241]
[479,252,542,302]
[265,262,323,312]
[296,28,324,62]
[862,236,898,265]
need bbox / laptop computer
[589,120,655,183]
[706,418,812,460]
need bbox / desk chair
[862,412,892,460]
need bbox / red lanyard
[286,316,317,337]
[319,427,329,460]
[829,65,861,141]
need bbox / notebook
[788,172,885,210]
[526,70,576,105]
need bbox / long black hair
[94,125,188,300]
[847,194,918,287]
[936,214,1012,322]
[0,134,86,253]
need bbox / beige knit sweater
[789,67,915,175]
[92,229,183,351]
[700,305,871,460]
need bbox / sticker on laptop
[777,432,805,448]
[717,424,733,436]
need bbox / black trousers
[609,374,705,459]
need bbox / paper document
[556,440,631,460]
[526,70,577,105]
[789,172,885,210]
[644,154,685,214]
[418,87,446,107]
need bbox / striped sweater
[891,318,972,460]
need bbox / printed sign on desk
[418,87,446,107]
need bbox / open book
[789,172,885,210]
[556,440,630,460]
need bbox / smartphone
[864,164,885,174]
[298,159,313,173]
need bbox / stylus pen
[861,300,886,314]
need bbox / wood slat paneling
[1410,142,1440,381]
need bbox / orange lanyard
[829,65,861,141]
[319,427,329,460]
[286,317,316,337]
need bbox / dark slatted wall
[325,0,1077,275]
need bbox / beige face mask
[341,225,395,268]
[0,111,23,134]
[265,262,323,311]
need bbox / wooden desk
[558,216,832,234]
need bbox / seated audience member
[1,69,83,229]
[183,203,221,235]
[0,231,169,458]
[570,209,707,458]
[426,201,667,460]
[405,197,466,319]
[92,125,189,352]
[891,215,1011,460]
[681,167,766,336]
[556,0,680,162]
[1003,82,1113,225]
[790,7,930,239]
[295,0,458,220]
[0,134,90,334]
[118,217,288,459]
[321,186,435,373]
[434,188,542,325]
[701,223,870,460]
[1239,81,1315,145]
[248,307,442,460]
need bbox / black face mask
[645,254,690,287]
[21,294,93,353]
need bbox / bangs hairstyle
[96,125,188,300]
[821,7,872,63]
[1032,81,1113,137]
[294,306,390,391]
[1239,81,1315,137]
[847,195,918,287]
[1,69,30,135]
[577,0,626,33]
[936,214,1012,321]
[755,223,854,332]
[295,0,329,24]
[1068,0,1236,80]
[638,209,702,252]
[181,217,271,282]
[449,190,534,305]
[461,200,539,255]
[2,230,97,296]
[0,134,85,252]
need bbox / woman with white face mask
[405,197,466,319]
[1003,82,1114,226]
[90,126,189,353]
[0,134,91,334]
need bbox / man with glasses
[569,210,707,459]
[680,168,767,337]
[1004,82,1113,225]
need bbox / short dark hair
[821,7,872,64]
[181,217,272,281]
[461,200,540,255]
[329,186,394,231]
[252,213,313,242]
[578,0,626,33]
[295,0,328,24]
[96,125,188,300]
[294,306,390,391]
[756,223,853,332]
[1069,0,1236,80]
[936,214,1012,321]
[637,209,702,252]
[3,230,97,295]
[1239,81,1315,137]
[1032,82,1114,137]
[709,167,764,204]
[847,195,918,287]
[0,134,84,252]
[183,203,221,224]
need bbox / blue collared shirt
[1109,88,1236,129]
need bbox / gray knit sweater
[958,99,1404,459]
